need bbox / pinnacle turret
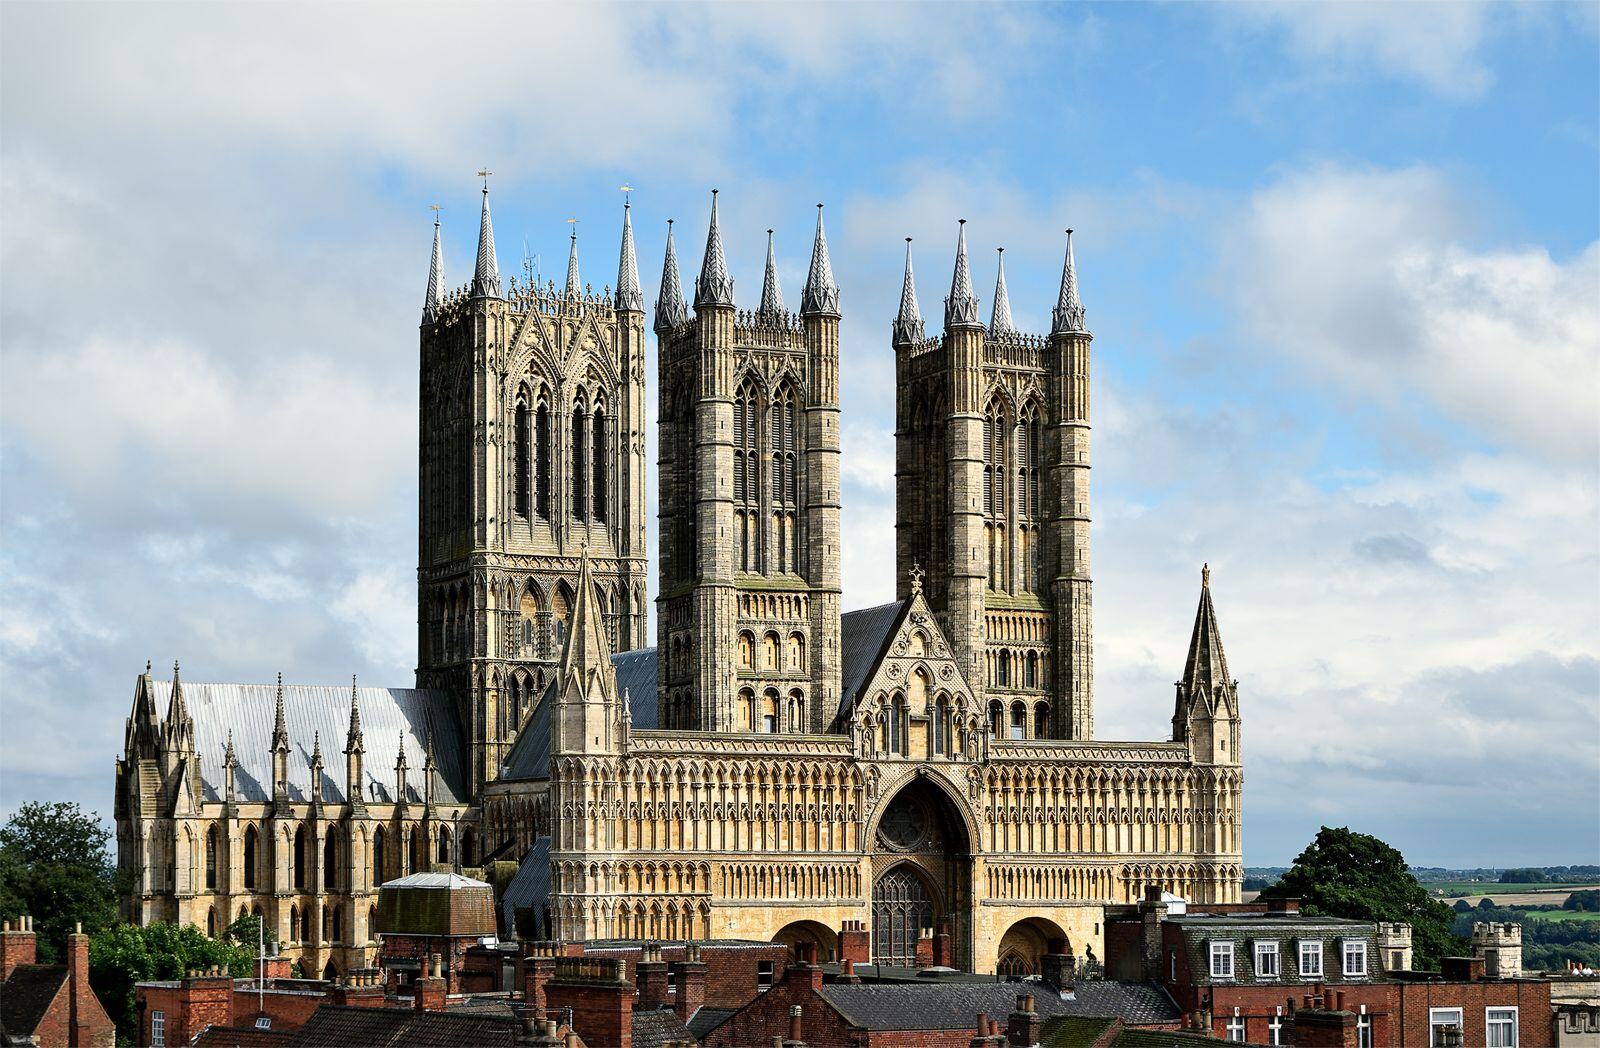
[564,229,581,295]
[166,660,188,730]
[1180,563,1231,698]
[472,182,501,299]
[1052,228,1087,335]
[758,230,784,317]
[694,190,734,309]
[346,675,363,754]
[894,238,924,345]
[561,547,615,687]
[944,220,981,329]
[989,248,1014,334]
[270,672,288,752]
[423,216,445,322]
[655,220,689,333]
[800,204,840,316]
[616,201,644,313]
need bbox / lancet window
[534,395,552,519]
[514,394,531,519]
[734,378,760,571]
[983,398,1009,590]
[591,396,608,524]
[570,395,589,520]
[1017,401,1041,592]
[771,382,799,573]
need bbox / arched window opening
[408,829,422,875]
[738,631,755,669]
[772,383,799,572]
[761,690,779,734]
[206,907,216,937]
[1034,703,1049,740]
[734,378,759,572]
[1025,651,1038,689]
[438,830,452,865]
[534,398,552,519]
[323,832,338,891]
[762,632,779,670]
[292,827,306,890]
[983,399,1008,590]
[789,689,806,733]
[738,689,755,732]
[205,826,217,890]
[934,694,950,755]
[462,827,476,867]
[242,827,258,891]
[887,693,906,755]
[570,401,588,520]
[331,907,343,944]
[289,904,300,942]
[514,395,531,519]
[989,701,1003,740]
[372,826,386,885]
[1010,702,1026,741]
[591,401,608,524]
[787,633,804,671]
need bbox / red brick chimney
[1006,993,1041,1047]
[544,957,634,1048]
[915,928,935,969]
[67,922,113,1047]
[672,945,706,1023]
[414,953,447,1013]
[838,920,869,969]
[785,941,823,992]
[522,942,562,1016]
[932,921,953,969]
[1288,1006,1358,1047]
[1,916,39,980]
[180,966,234,1038]
[636,944,670,1011]
[333,968,387,1007]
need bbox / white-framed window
[757,960,775,991]
[1486,1006,1518,1047]
[1226,1010,1246,1042]
[1343,939,1368,978]
[1255,940,1280,978]
[1269,1006,1285,1046]
[151,1011,167,1048]
[1210,941,1235,979]
[254,1017,272,1030]
[1357,1005,1373,1048]
[1429,1007,1464,1048]
[1299,940,1323,978]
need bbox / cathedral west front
[115,183,1243,981]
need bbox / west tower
[654,194,843,732]
[894,227,1094,740]
[417,187,649,793]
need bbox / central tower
[654,194,843,732]
[417,187,650,792]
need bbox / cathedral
[114,184,1243,982]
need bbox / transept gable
[845,586,980,734]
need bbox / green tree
[0,802,123,963]
[89,915,260,1044]
[1564,890,1600,913]
[1260,826,1466,969]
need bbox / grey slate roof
[817,981,1074,1031]
[686,1006,738,1040]
[632,1007,695,1048]
[291,1003,519,1047]
[500,836,551,935]
[150,680,466,805]
[1058,981,1182,1025]
[838,601,905,719]
[0,965,68,1039]
[613,649,659,728]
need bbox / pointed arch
[771,379,800,573]
[734,374,761,572]
[570,390,589,521]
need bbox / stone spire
[694,190,734,309]
[345,675,363,754]
[616,201,644,313]
[223,730,237,804]
[1052,228,1087,335]
[654,220,689,333]
[270,672,288,752]
[989,248,1014,334]
[561,547,615,690]
[423,215,445,322]
[944,220,981,329]
[800,204,840,316]
[309,731,324,804]
[394,732,409,804]
[165,660,190,742]
[472,182,501,299]
[758,229,784,317]
[894,238,924,345]
[564,228,581,295]
[1180,563,1231,699]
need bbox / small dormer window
[1299,940,1323,978]
[1210,941,1235,979]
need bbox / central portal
[870,777,972,969]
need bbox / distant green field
[1429,882,1598,896]
[1523,908,1600,923]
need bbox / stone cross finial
[909,562,925,594]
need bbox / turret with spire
[552,548,622,756]
[1048,227,1095,740]
[422,729,438,818]
[223,730,237,810]
[893,238,924,346]
[345,676,367,817]
[758,230,784,318]
[799,204,839,317]
[944,220,981,330]
[423,213,445,322]
[394,732,409,809]
[308,731,325,813]
[564,227,581,296]
[472,176,501,299]
[694,190,734,309]
[989,247,1013,334]
[1172,564,1239,766]
[270,672,291,810]
[616,200,644,314]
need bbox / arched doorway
[773,920,839,963]
[996,916,1068,978]
[869,776,973,969]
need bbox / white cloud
[1225,164,1600,467]
[1220,2,1497,100]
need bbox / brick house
[0,917,116,1048]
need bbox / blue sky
[2,3,1596,867]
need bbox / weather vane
[620,183,634,205]
[428,203,442,226]
[477,167,492,188]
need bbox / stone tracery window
[591,397,608,524]
[513,392,531,519]
[771,382,799,573]
[534,394,552,520]
[570,396,589,520]
[734,377,760,571]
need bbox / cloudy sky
[2,3,1595,867]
